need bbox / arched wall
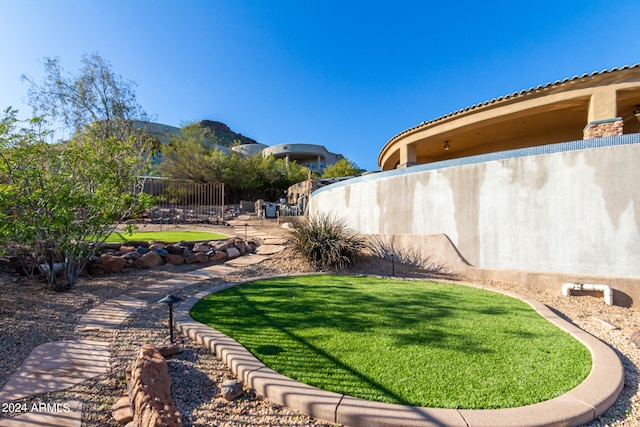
[310,134,640,279]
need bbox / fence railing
[141,177,225,224]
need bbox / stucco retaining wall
[310,135,640,305]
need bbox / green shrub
[289,214,370,270]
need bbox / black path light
[390,253,396,276]
[157,294,183,344]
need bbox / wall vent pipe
[562,283,613,305]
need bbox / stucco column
[285,153,290,164]
[584,87,623,139]
[397,143,417,168]
[588,87,617,122]
[316,155,321,171]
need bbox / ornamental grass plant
[289,214,370,270]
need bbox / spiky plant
[289,214,370,270]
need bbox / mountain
[199,120,259,147]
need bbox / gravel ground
[0,220,638,426]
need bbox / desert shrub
[289,214,370,270]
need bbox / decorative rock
[155,343,181,358]
[209,251,227,262]
[93,254,128,273]
[225,247,241,259]
[128,345,182,427]
[112,395,133,425]
[120,245,136,252]
[186,252,209,264]
[137,246,150,255]
[281,222,293,229]
[123,251,142,260]
[166,244,184,255]
[220,379,244,400]
[192,243,210,252]
[214,243,228,251]
[164,254,185,265]
[149,243,166,251]
[155,248,169,257]
[135,251,164,269]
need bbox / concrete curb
[174,276,625,427]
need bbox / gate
[142,177,225,224]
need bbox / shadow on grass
[191,276,556,406]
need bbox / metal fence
[141,177,225,224]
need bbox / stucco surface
[310,142,640,279]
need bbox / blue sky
[1,0,639,171]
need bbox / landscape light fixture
[157,294,183,344]
[390,253,396,276]
[444,141,450,151]
[634,105,640,122]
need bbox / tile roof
[386,64,640,145]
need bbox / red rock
[163,254,185,265]
[128,345,182,427]
[186,252,208,264]
[135,251,164,269]
[111,395,133,425]
[155,344,181,357]
[209,251,227,262]
[93,254,128,273]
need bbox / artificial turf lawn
[191,275,592,409]
[105,230,228,243]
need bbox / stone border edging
[174,275,625,427]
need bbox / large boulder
[149,243,166,251]
[185,252,208,264]
[192,243,210,253]
[135,251,164,269]
[128,345,182,427]
[166,244,184,255]
[225,247,241,260]
[163,254,185,265]
[209,251,227,262]
[93,254,127,273]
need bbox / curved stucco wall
[310,135,640,278]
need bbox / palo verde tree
[0,107,154,290]
[21,52,151,142]
[0,54,155,291]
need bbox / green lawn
[191,275,592,409]
[105,230,228,243]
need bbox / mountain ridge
[199,120,259,147]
